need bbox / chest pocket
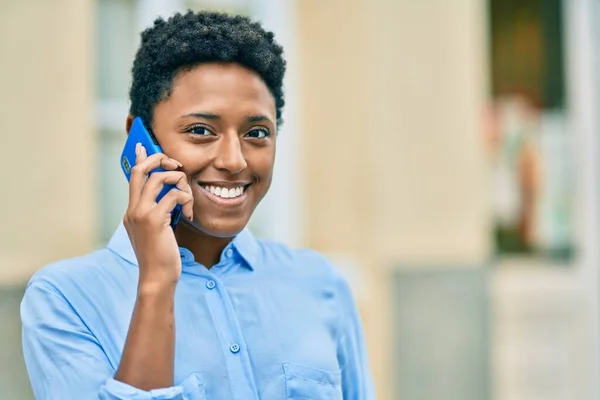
[177,372,206,400]
[283,363,343,400]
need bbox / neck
[174,221,233,268]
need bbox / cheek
[172,144,212,171]
[250,141,276,170]
[250,149,275,183]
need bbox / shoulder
[25,248,133,300]
[21,248,137,332]
[256,239,350,291]
[258,239,333,271]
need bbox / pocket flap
[283,363,342,386]
[179,372,206,400]
[283,362,342,399]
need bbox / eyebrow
[246,115,272,124]
[180,112,220,120]
[180,112,273,125]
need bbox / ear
[125,114,135,135]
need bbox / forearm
[114,280,176,391]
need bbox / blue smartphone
[120,117,182,228]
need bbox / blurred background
[1,0,599,399]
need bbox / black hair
[129,10,286,127]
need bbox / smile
[197,182,251,205]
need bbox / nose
[213,132,247,174]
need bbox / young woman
[21,11,373,399]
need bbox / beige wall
[365,0,491,266]
[298,0,489,263]
[0,0,96,285]
[298,0,489,398]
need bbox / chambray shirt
[21,224,374,399]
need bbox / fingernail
[171,159,183,168]
[164,159,178,168]
[135,143,141,156]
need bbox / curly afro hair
[129,10,286,128]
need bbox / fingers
[141,170,192,204]
[156,189,194,221]
[128,144,182,209]
[125,143,192,226]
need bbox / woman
[21,11,373,399]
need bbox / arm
[114,282,176,390]
[115,144,193,390]
[335,275,376,400]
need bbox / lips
[196,181,251,205]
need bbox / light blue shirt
[21,224,374,399]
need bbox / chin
[184,217,248,238]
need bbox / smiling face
[147,62,277,238]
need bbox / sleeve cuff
[102,372,203,400]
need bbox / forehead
[162,62,276,118]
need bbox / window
[487,0,574,261]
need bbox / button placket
[202,273,259,398]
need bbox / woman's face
[142,62,277,238]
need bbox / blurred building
[1,0,599,399]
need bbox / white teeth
[202,184,247,199]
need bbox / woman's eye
[189,126,212,136]
[246,128,271,139]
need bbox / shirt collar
[106,223,137,266]
[106,223,260,270]
[230,227,260,270]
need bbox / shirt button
[225,249,233,258]
[206,280,216,290]
[230,343,240,354]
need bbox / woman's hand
[123,143,194,290]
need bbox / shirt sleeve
[21,280,202,400]
[334,274,376,400]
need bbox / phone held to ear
[120,117,183,229]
